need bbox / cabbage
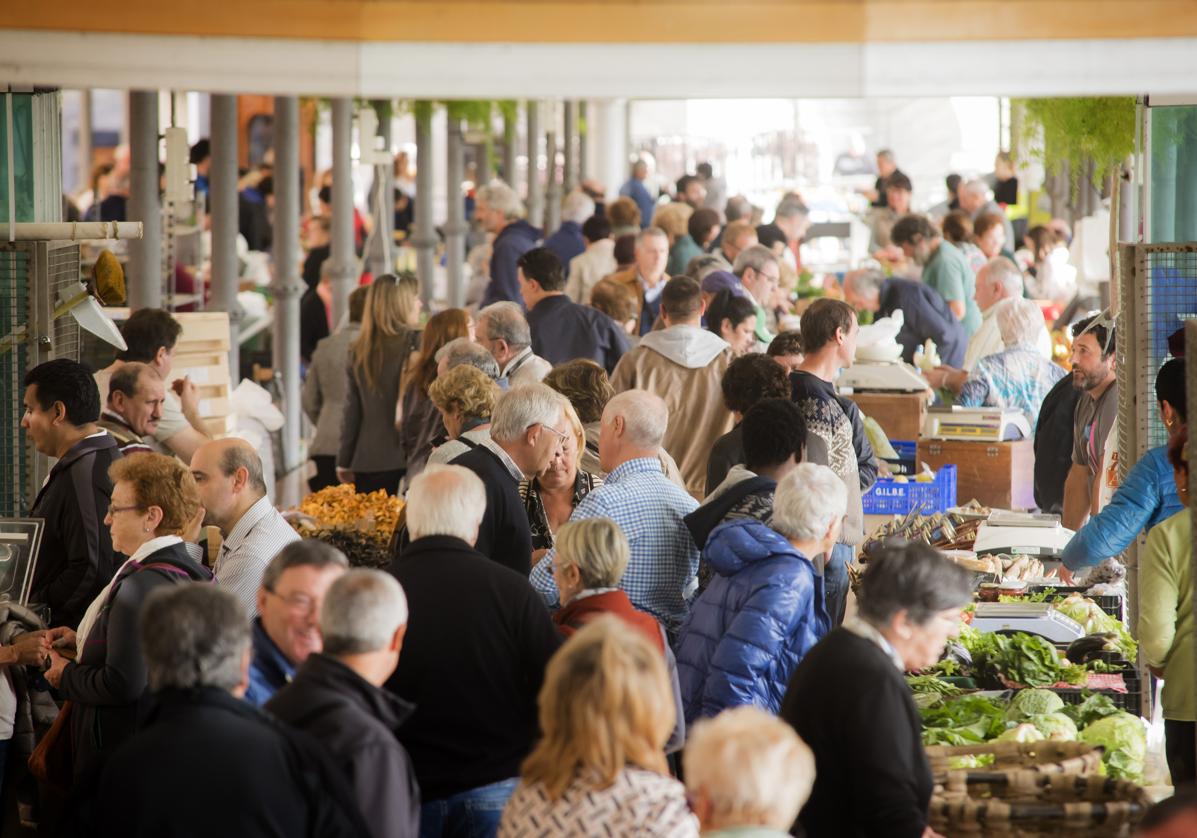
[1007,688,1065,720]
[1028,712,1079,741]
[996,723,1045,743]
[1080,712,1146,782]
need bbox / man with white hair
[267,570,420,838]
[476,301,552,386]
[732,244,783,347]
[530,390,700,637]
[959,178,1015,252]
[450,382,571,572]
[543,189,594,277]
[386,465,562,833]
[956,297,1066,430]
[925,256,1052,392]
[477,180,542,306]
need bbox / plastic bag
[1143,678,1170,787]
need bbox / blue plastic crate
[862,465,957,515]
[884,439,918,476]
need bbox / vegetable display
[959,628,1087,689]
[1052,593,1137,661]
[1006,688,1064,720]
[1079,712,1147,782]
[920,694,1008,746]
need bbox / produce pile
[916,687,1146,781]
[290,484,404,569]
[956,626,1088,689]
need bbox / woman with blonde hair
[42,453,210,786]
[395,308,473,478]
[519,401,602,560]
[426,363,502,465]
[498,617,698,837]
[338,273,422,495]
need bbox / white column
[445,115,467,308]
[272,95,304,472]
[589,99,628,203]
[412,103,436,308]
[330,98,356,326]
[526,101,543,228]
[127,90,161,309]
[209,94,241,377]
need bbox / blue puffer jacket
[675,518,830,724]
[1061,446,1183,571]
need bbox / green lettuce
[1080,712,1146,782]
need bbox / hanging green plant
[444,100,494,130]
[1013,97,1136,185]
[496,100,520,123]
[411,100,436,124]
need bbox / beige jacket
[610,324,735,500]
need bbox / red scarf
[553,590,665,654]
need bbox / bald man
[190,438,299,614]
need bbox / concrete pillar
[209,94,242,377]
[329,98,356,326]
[271,95,304,473]
[503,105,519,188]
[544,104,561,236]
[365,99,395,279]
[445,116,467,309]
[526,101,543,228]
[563,100,577,193]
[412,103,436,308]
[590,99,629,203]
[127,90,161,309]
[78,91,92,201]
[578,101,589,185]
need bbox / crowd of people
[6,145,1195,838]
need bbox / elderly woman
[543,358,685,486]
[498,618,699,837]
[426,365,501,466]
[1139,427,1195,784]
[780,542,972,838]
[684,707,816,838]
[520,402,602,557]
[957,297,1065,430]
[43,453,211,784]
[676,463,844,724]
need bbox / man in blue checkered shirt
[529,390,700,635]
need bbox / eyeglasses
[108,505,144,516]
[539,424,570,444]
[264,588,318,616]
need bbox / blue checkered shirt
[530,457,700,632]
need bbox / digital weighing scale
[838,361,930,393]
[922,407,1031,442]
[972,519,1075,558]
[970,602,1085,644]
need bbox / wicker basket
[927,740,1104,781]
[930,773,1151,837]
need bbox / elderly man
[23,359,121,629]
[268,570,419,838]
[190,438,299,613]
[607,227,671,336]
[477,180,541,306]
[844,265,967,369]
[925,257,1051,393]
[959,178,1016,251]
[435,336,501,380]
[476,301,552,386]
[96,585,368,836]
[93,308,210,462]
[98,362,165,456]
[732,244,782,347]
[565,215,617,304]
[530,390,700,636]
[618,159,657,227]
[543,189,594,276]
[387,465,561,832]
[716,219,758,269]
[449,382,570,573]
[891,213,981,337]
[245,540,349,706]
[956,298,1067,430]
[612,277,735,498]
[520,247,628,373]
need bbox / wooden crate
[917,438,1036,510]
[172,312,232,436]
[847,391,929,443]
[173,312,231,352]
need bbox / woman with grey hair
[780,542,972,838]
[676,463,845,725]
[958,297,1066,430]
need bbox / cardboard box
[848,392,929,443]
[917,438,1036,511]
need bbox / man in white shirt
[476,302,552,386]
[925,256,1051,393]
[190,438,299,614]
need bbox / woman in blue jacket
[1062,358,1185,574]
[676,463,846,724]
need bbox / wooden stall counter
[847,391,929,444]
[916,438,1036,511]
